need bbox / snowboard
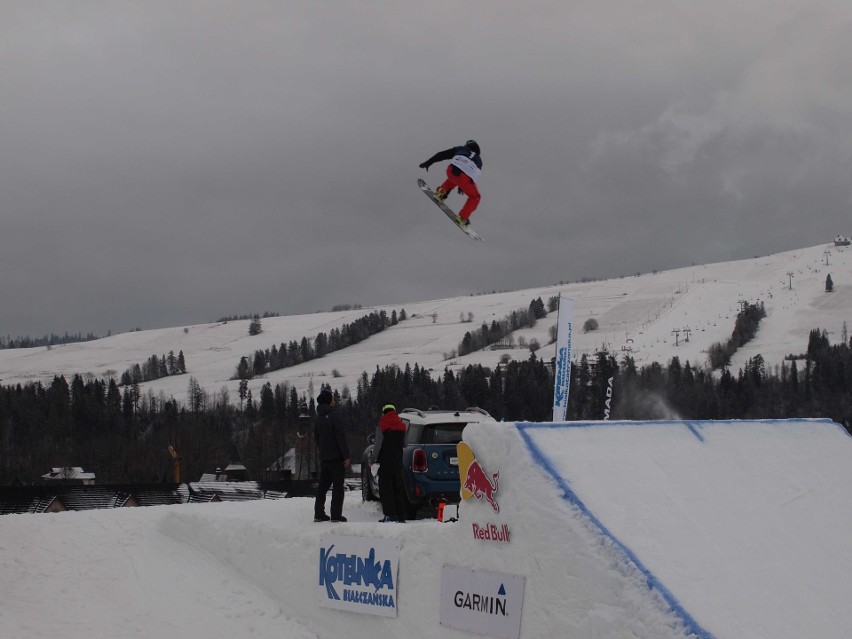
[417,178,484,241]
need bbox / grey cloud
[2,1,852,337]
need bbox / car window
[422,423,467,444]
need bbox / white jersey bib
[450,154,481,182]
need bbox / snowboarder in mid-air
[419,140,482,227]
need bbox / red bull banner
[458,441,500,513]
[552,295,574,422]
[458,442,511,543]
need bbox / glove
[419,161,430,171]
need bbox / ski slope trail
[1,242,849,407]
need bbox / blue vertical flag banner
[552,295,574,422]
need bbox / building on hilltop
[198,444,249,483]
[41,467,96,486]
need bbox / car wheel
[361,465,375,502]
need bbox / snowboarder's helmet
[382,404,396,414]
[465,139,480,154]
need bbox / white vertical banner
[552,295,574,422]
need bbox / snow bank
[3,418,852,638]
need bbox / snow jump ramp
[476,418,852,639]
[155,418,852,639]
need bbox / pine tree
[252,351,266,377]
[236,356,252,380]
[274,383,288,421]
[441,369,463,408]
[806,329,830,360]
[289,386,301,423]
[259,382,274,420]
[249,315,263,336]
[238,379,248,410]
[460,365,490,408]
[187,377,206,414]
[101,379,122,439]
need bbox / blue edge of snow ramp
[512,419,823,639]
[516,418,840,638]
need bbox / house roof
[266,448,298,472]
[0,488,62,515]
[0,484,186,514]
[41,467,96,481]
[187,481,289,502]
[0,479,308,515]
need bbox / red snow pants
[439,166,481,221]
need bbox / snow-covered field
[3,417,851,638]
[3,242,852,637]
[0,242,848,406]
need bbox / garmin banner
[552,295,574,422]
[317,534,401,618]
[440,565,526,639]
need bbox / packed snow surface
[3,418,852,638]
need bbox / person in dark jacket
[373,404,409,522]
[313,389,351,522]
[419,139,482,226]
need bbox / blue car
[361,407,496,519]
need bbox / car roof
[399,407,496,424]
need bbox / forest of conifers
[0,326,849,485]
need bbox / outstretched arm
[419,148,455,170]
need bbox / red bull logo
[457,441,500,513]
[463,461,500,513]
[472,522,510,542]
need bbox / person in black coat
[313,389,351,522]
[374,404,409,522]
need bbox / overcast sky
[2,1,851,338]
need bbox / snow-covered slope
[3,417,851,638]
[1,242,848,404]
